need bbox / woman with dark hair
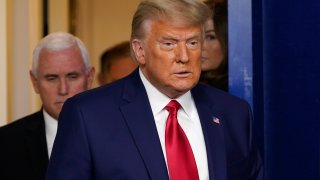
[201,0,228,91]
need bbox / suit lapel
[192,86,227,180]
[25,111,49,179]
[120,70,169,180]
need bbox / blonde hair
[131,0,211,39]
[130,0,211,61]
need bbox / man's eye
[45,76,57,81]
[187,40,199,49]
[163,42,174,47]
[160,41,176,50]
[68,74,79,80]
[190,41,198,45]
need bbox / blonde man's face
[133,20,202,98]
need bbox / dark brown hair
[202,0,228,91]
[100,41,131,75]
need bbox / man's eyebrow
[160,35,178,40]
[66,71,80,75]
[188,34,201,39]
[66,72,81,76]
[44,74,58,78]
[160,34,201,41]
[185,34,202,42]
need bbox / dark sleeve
[248,104,264,180]
[46,98,92,180]
[226,102,264,180]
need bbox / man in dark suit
[46,0,263,179]
[0,32,95,180]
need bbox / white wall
[0,0,8,126]
[49,0,69,33]
[10,0,33,121]
[76,0,141,87]
[5,0,42,123]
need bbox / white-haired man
[0,32,95,180]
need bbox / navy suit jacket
[46,69,263,180]
[0,110,49,180]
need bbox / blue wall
[262,0,320,179]
[229,0,320,179]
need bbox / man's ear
[131,39,146,65]
[29,70,40,94]
[87,67,95,89]
[97,72,106,86]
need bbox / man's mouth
[174,71,191,78]
[55,101,65,105]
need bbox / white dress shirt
[139,69,209,180]
[43,110,58,158]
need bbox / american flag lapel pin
[212,116,220,124]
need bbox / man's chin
[55,102,65,107]
[168,85,195,98]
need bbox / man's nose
[176,43,189,63]
[58,78,69,96]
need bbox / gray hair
[31,32,91,77]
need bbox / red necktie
[165,100,199,180]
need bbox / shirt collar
[43,109,58,137]
[139,68,193,117]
